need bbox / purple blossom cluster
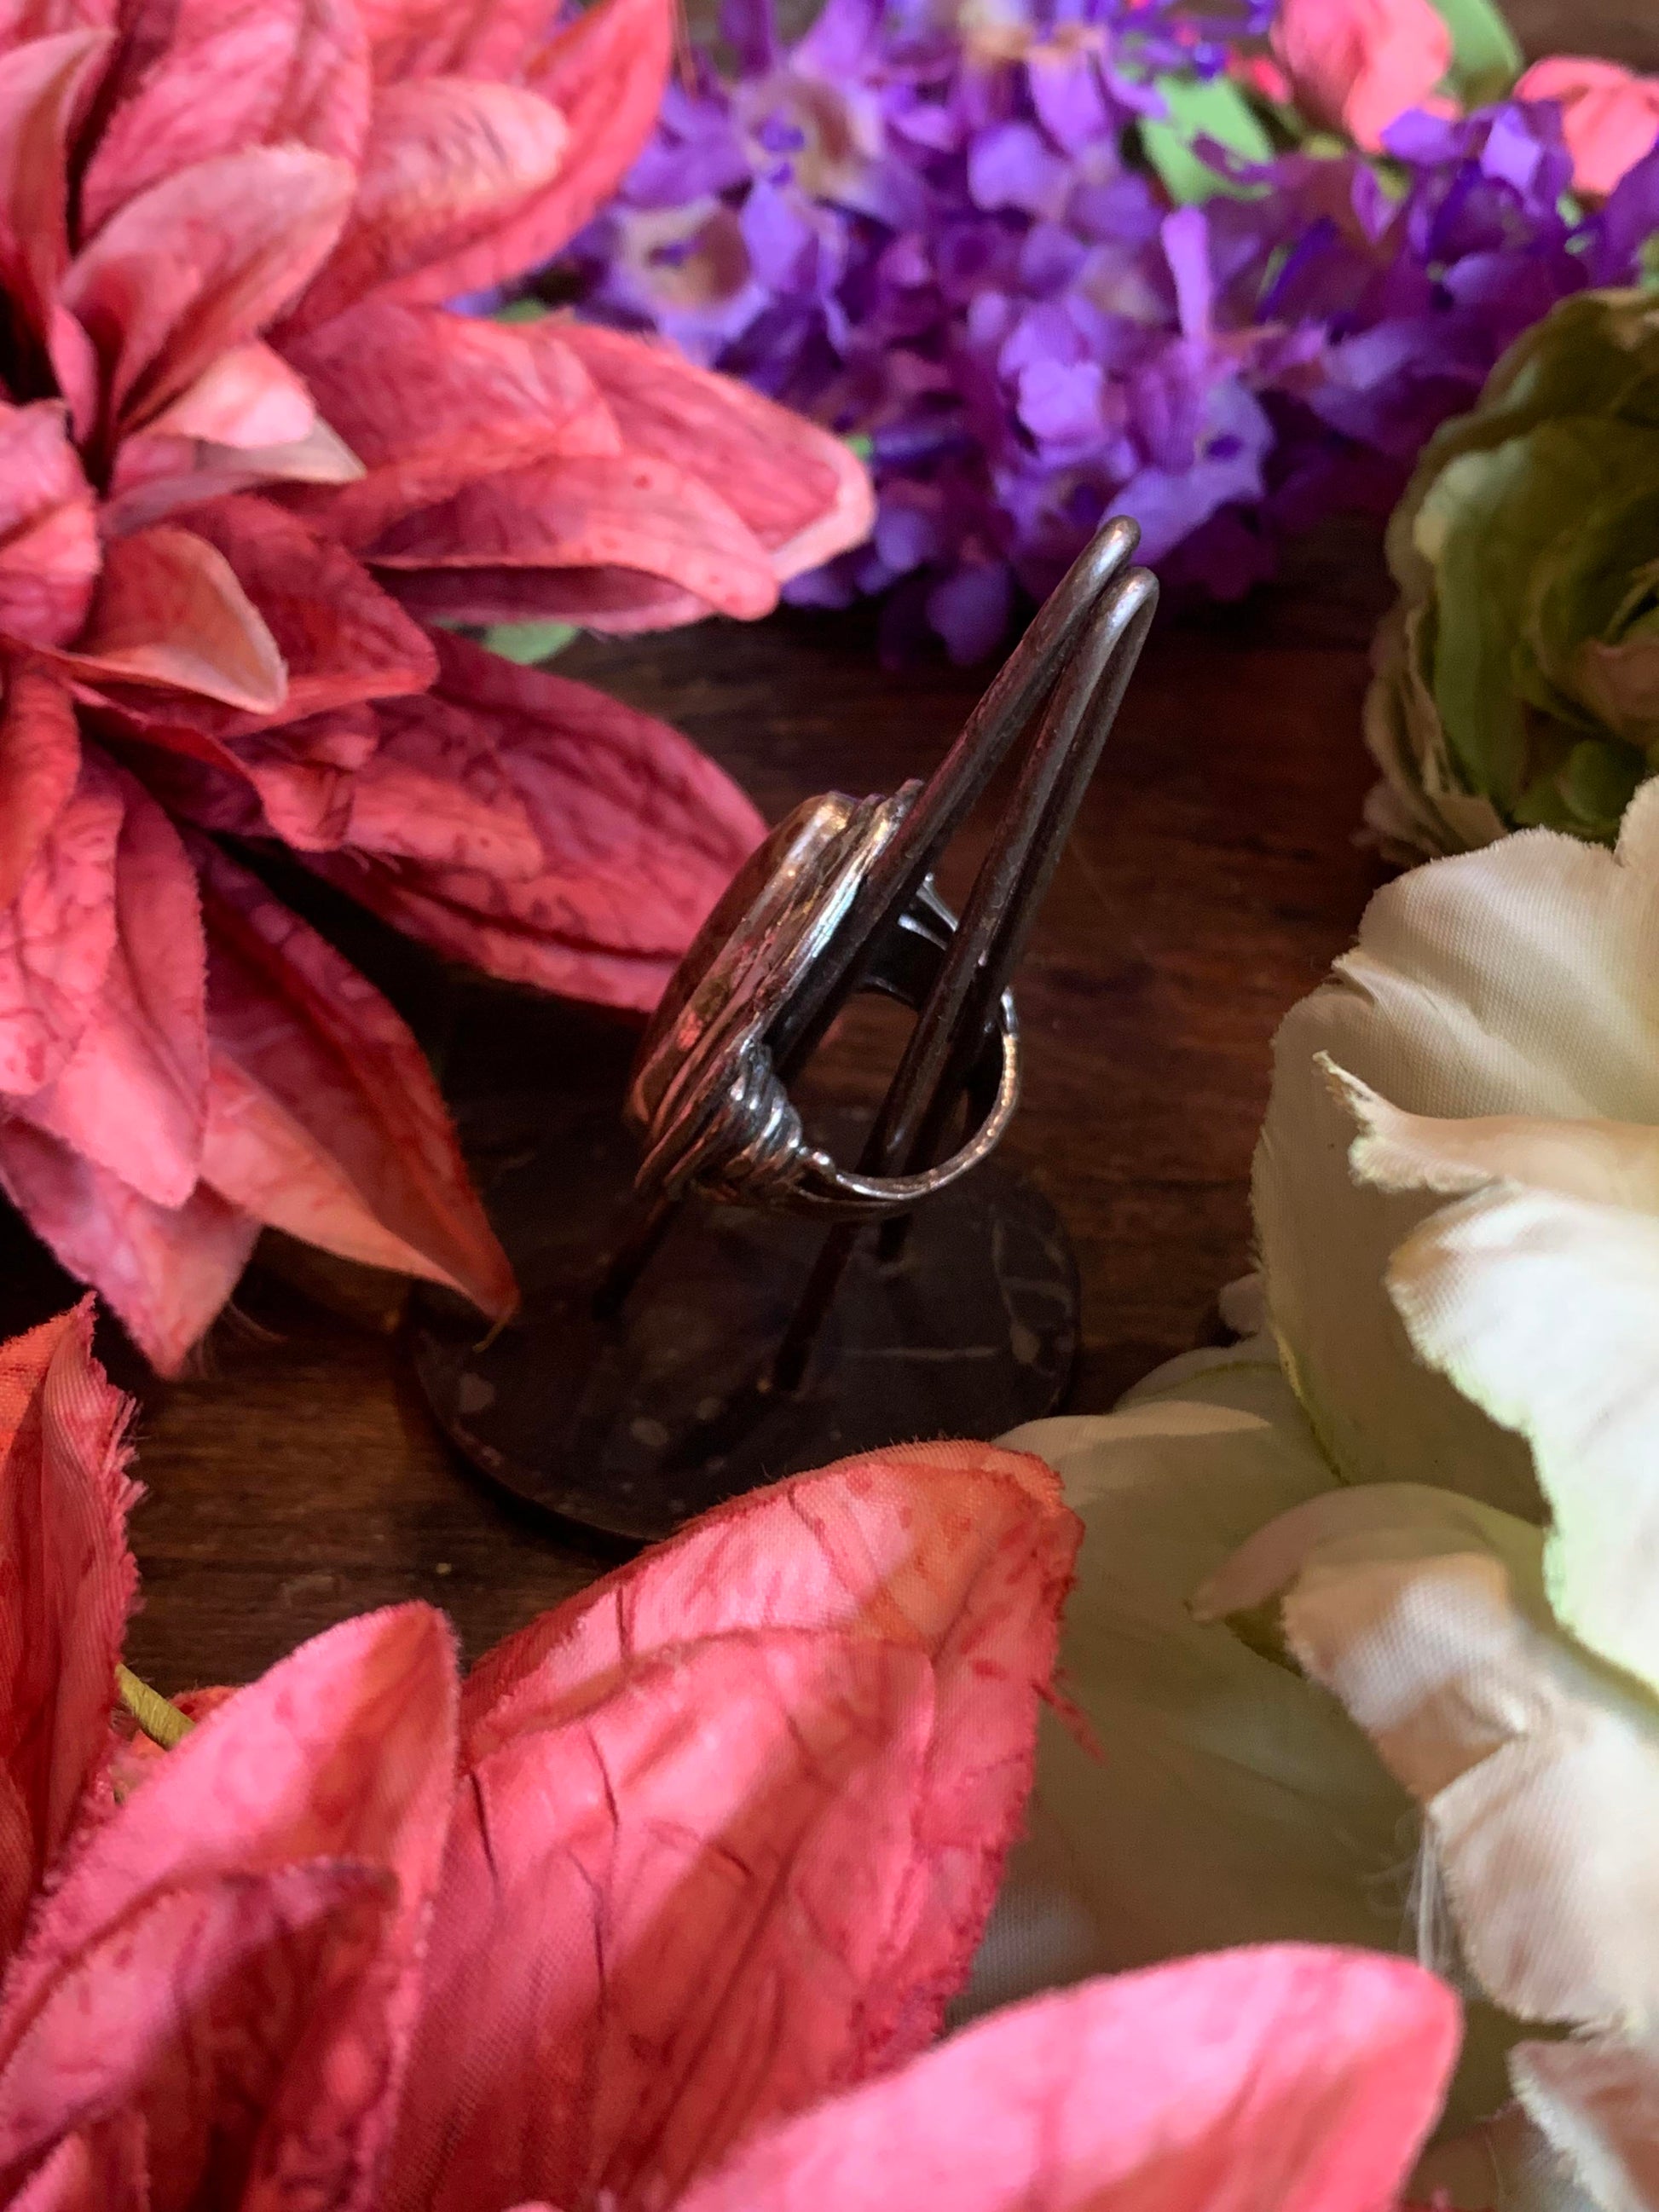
[557,0,1659,659]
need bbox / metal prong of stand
[766,552,1159,1395]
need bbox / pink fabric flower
[0,0,875,1374]
[0,1304,1463,2212]
[1271,0,1454,152]
[1517,56,1659,198]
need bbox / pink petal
[281,300,618,552]
[286,76,569,334]
[388,1443,1078,2212]
[367,448,780,621]
[384,562,708,633]
[1516,56,1659,198]
[0,31,110,405]
[354,0,553,82]
[0,753,121,1098]
[676,1949,1460,2212]
[371,0,674,306]
[0,402,97,649]
[178,494,436,725]
[50,522,287,712]
[0,2,112,55]
[143,342,318,448]
[0,1118,257,1372]
[0,667,81,910]
[7,2117,146,2211]
[17,777,207,1209]
[1270,0,1452,154]
[0,1605,458,2206]
[557,323,875,585]
[0,1303,136,1965]
[192,835,515,1317]
[79,0,370,236]
[340,694,542,876]
[61,143,355,431]
[305,630,763,1012]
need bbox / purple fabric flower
[554,0,1659,660]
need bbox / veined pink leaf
[353,0,552,83]
[193,835,515,1318]
[373,0,673,305]
[558,323,876,582]
[0,31,109,356]
[306,632,762,1012]
[54,522,287,713]
[0,666,80,909]
[0,1606,458,2207]
[0,1118,257,1372]
[390,1441,1078,2211]
[0,401,93,534]
[0,754,121,1097]
[18,777,207,1209]
[287,77,569,336]
[61,143,356,431]
[80,0,371,236]
[675,1949,1460,2212]
[282,302,618,552]
[367,448,780,621]
[0,1303,136,1966]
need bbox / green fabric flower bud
[1367,288,1659,858]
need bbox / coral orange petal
[0,1119,257,1371]
[55,523,287,713]
[0,1606,458,2205]
[0,1303,135,1963]
[193,835,516,1318]
[303,632,762,1011]
[0,753,121,1096]
[61,143,356,430]
[288,76,569,332]
[382,0,673,306]
[0,667,81,909]
[367,448,780,622]
[673,1948,1460,2212]
[18,777,205,1208]
[78,0,371,235]
[282,301,619,551]
[555,323,876,580]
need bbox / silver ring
[625,787,1020,1221]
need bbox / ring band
[626,788,1021,1222]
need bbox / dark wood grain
[44,3,1650,1695]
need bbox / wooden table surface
[46,2,1655,1695]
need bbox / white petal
[1255,778,1659,1519]
[1514,2036,1659,2212]
[1205,1483,1659,2038]
[1388,1182,1659,1697]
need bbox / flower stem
[115,1664,194,1750]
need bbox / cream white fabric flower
[968,783,1659,2209]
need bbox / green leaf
[481,620,579,665]
[1427,0,1522,107]
[1140,73,1274,206]
[494,297,549,325]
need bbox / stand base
[412,1073,1078,1545]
